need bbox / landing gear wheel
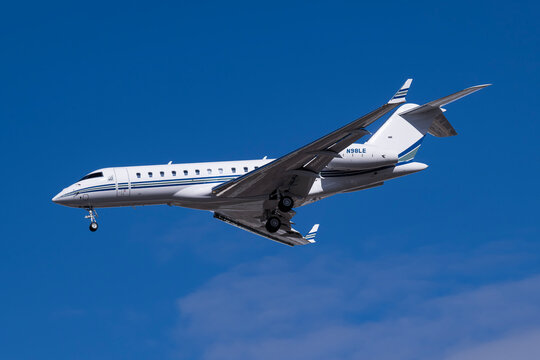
[278,196,294,212]
[85,208,98,232]
[89,222,98,232]
[265,216,281,233]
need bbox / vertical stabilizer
[366,103,427,162]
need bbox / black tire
[89,222,98,232]
[278,196,294,212]
[265,216,281,233]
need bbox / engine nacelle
[326,144,398,171]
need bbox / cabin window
[172,171,176,176]
[160,171,165,177]
[218,168,223,174]
[207,169,212,175]
[244,167,248,172]
[79,172,104,181]
[148,172,153,178]
[184,170,188,176]
[195,169,200,175]
[254,166,259,169]
[231,167,236,174]
[136,173,141,178]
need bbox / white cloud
[444,329,540,360]
[174,250,540,360]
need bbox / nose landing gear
[89,222,99,232]
[85,208,99,232]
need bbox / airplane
[52,79,489,246]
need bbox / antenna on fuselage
[168,161,173,165]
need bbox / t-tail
[367,81,491,162]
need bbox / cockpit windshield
[79,172,104,181]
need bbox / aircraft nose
[52,186,80,207]
[52,192,62,204]
[52,190,70,205]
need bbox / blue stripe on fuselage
[64,175,239,196]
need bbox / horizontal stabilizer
[368,83,489,159]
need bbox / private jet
[52,79,489,246]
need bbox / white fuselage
[52,144,427,211]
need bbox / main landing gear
[278,196,294,212]
[85,208,99,232]
[265,196,295,233]
[265,216,281,233]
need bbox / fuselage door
[113,168,130,196]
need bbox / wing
[212,79,413,200]
[214,210,319,246]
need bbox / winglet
[388,78,413,104]
[305,224,320,243]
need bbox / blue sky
[1,1,539,359]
